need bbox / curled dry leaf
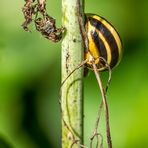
[22,0,64,42]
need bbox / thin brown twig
[90,58,112,148]
[92,62,112,148]
[90,133,103,148]
[90,101,103,148]
[61,59,88,87]
[90,57,112,134]
[70,140,88,148]
[99,57,112,93]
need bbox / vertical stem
[61,0,84,147]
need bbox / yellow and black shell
[85,13,122,71]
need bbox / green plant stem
[61,0,84,147]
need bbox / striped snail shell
[85,13,122,71]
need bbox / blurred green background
[0,0,148,148]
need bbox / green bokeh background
[0,0,148,148]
